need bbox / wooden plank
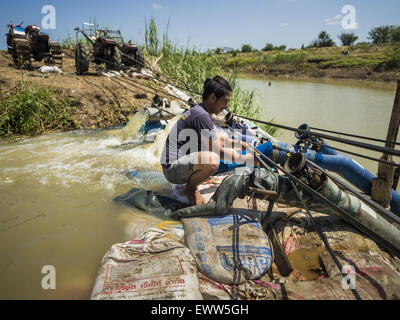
[372,80,400,207]
[265,222,294,277]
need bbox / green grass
[225,57,259,68]
[0,81,78,137]
[263,52,308,66]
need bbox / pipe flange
[283,153,306,177]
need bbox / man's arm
[208,131,255,164]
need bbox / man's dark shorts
[162,152,201,185]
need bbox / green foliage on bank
[0,82,77,137]
[219,43,400,72]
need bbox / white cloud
[279,23,289,27]
[325,14,343,25]
[152,3,162,9]
[325,13,359,30]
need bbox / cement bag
[269,210,380,255]
[156,221,185,243]
[183,209,274,285]
[196,272,233,300]
[90,228,202,300]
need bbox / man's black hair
[202,76,232,101]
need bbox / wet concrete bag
[90,228,202,300]
[183,210,274,285]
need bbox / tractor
[6,22,62,69]
[74,23,145,75]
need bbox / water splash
[120,109,150,143]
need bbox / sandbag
[197,272,233,300]
[183,209,274,285]
[90,228,202,300]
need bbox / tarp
[113,167,278,220]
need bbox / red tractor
[74,24,145,75]
[6,22,62,69]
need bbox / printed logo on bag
[217,245,273,276]
[104,256,184,284]
[207,216,261,233]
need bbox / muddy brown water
[0,78,398,299]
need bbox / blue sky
[1,0,399,51]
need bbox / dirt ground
[0,50,177,130]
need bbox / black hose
[273,143,399,168]
[312,142,400,167]
[236,114,400,157]
[310,125,400,147]
[270,144,400,224]
[250,144,400,257]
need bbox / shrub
[0,82,77,137]
[310,31,336,47]
[338,32,358,46]
[241,44,253,53]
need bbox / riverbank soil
[218,44,400,82]
[0,50,167,131]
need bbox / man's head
[202,76,232,114]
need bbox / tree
[338,32,358,46]
[241,44,253,53]
[262,43,274,51]
[262,43,286,51]
[310,31,335,47]
[389,26,400,42]
[368,26,391,44]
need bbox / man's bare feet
[205,177,220,185]
[184,187,206,206]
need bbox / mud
[0,50,171,131]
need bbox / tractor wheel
[49,42,63,69]
[106,47,122,71]
[75,43,90,75]
[135,49,145,68]
[12,39,31,69]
